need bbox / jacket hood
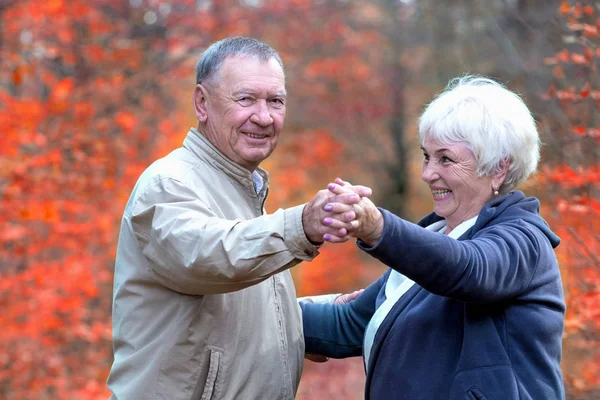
[419,191,561,248]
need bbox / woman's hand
[302,188,362,243]
[322,178,384,246]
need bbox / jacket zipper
[260,187,269,215]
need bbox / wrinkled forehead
[219,56,286,95]
[217,55,285,81]
[421,128,471,147]
[422,136,473,150]
[420,136,476,159]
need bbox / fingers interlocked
[320,178,371,243]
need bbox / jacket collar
[183,128,269,196]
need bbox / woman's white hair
[418,75,540,193]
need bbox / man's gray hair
[196,36,284,85]
[418,75,540,194]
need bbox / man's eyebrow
[232,89,287,97]
[232,89,255,96]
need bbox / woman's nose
[421,163,439,182]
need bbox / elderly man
[106,36,366,400]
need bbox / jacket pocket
[466,387,487,400]
[450,365,518,400]
[191,346,223,400]
[201,348,222,400]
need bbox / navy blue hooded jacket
[301,191,565,400]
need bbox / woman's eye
[441,156,452,163]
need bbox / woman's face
[421,137,501,232]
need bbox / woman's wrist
[359,209,384,247]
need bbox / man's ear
[193,84,208,122]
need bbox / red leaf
[581,82,591,98]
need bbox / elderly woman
[301,76,565,399]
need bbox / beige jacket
[107,128,320,400]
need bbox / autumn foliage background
[0,0,598,399]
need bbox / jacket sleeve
[358,209,550,303]
[300,274,385,358]
[130,177,319,295]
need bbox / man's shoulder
[124,148,215,210]
[139,147,216,186]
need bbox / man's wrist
[307,237,324,246]
[301,202,322,244]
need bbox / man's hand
[305,353,329,363]
[333,289,364,304]
[322,178,384,246]
[302,182,372,244]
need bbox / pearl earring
[494,189,499,196]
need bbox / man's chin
[242,149,275,167]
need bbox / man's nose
[250,101,274,126]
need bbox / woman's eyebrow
[420,146,450,153]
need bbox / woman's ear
[492,160,510,192]
[193,84,208,122]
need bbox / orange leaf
[115,112,136,133]
[556,50,570,62]
[0,225,28,241]
[571,53,588,64]
[57,27,75,44]
[552,65,566,79]
[583,24,598,37]
[42,202,59,223]
[573,3,583,18]
[559,1,570,15]
[74,101,94,121]
[11,66,23,86]
[49,78,74,113]
[85,44,104,64]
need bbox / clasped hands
[302,178,384,247]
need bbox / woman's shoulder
[472,191,560,248]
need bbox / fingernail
[328,184,336,190]
[324,234,331,241]
[324,204,333,211]
[324,218,332,225]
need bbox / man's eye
[238,97,253,105]
[271,98,285,107]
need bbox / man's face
[195,56,286,171]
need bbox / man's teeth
[245,133,267,139]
